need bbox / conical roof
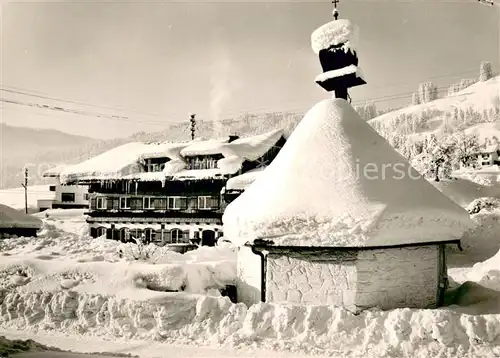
[223,99,474,247]
[0,204,42,230]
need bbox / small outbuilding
[224,98,474,313]
[0,204,43,239]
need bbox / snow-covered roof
[223,99,474,248]
[138,142,189,160]
[483,143,499,153]
[0,204,43,230]
[220,129,283,162]
[169,169,230,181]
[225,168,265,191]
[180,138,228,157]
[121,171,166,182]
[60,142,188,183]
[42,164,67,178]
[311,19,359,55]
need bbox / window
[187,156,221,170]
[49,185,56,192]
[84,193,90,201]
[97,227,106,237]
[61,193,75,203]
[171,229,183,243]
[143,197,154,210]
[144,228,154,243]
[96,197,107,209]
[119,228,130,243]
[119,197,131,209]
[198,196,212,210]
[167,196,186,210]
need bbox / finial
[311,1,366,99]
[332,0,339,20]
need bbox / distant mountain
[1,124,97,159]
[0,124,104,189]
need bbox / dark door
[201,230,216,247]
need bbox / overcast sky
[1,0,498,139]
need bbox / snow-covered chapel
[222,3,474,313]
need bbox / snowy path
[4,330,325,358]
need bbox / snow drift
[0,208,499,357]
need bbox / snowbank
[0,204,42,229]
[223,99,473,247]
[1,290,500,357]
[0,209,500,357]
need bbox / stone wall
[265,254,358,311]
[262,245,440,312]
[355,245,439,310]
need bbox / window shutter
[182,230,190,242]
[90,198,97,210]
[180,197,188,210]
[211,196,219,209]
[90,227,97,238]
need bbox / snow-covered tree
[354,103,378,121]
[413,134,455,181]
[364,102,377,120]
[412,92,420,105]
[479,61,493,82]
[430,138,456,182]
[459,78,477,91]
[450,132,480,168]
[416,82,438,103]
[447,78,477,96]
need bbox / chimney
[228,134,239,143]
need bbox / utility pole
[190,113,196,140]
[21,167,28,214]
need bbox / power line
[0,85,169,119]
[0,98,171,125]
[1,69,485,125]
[1,66,481,121]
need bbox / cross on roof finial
[332,0,339,20]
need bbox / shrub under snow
[466,197,500,214]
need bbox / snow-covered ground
[0,196,500,357]
[0,184,53,211]
[369,76,500,143]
